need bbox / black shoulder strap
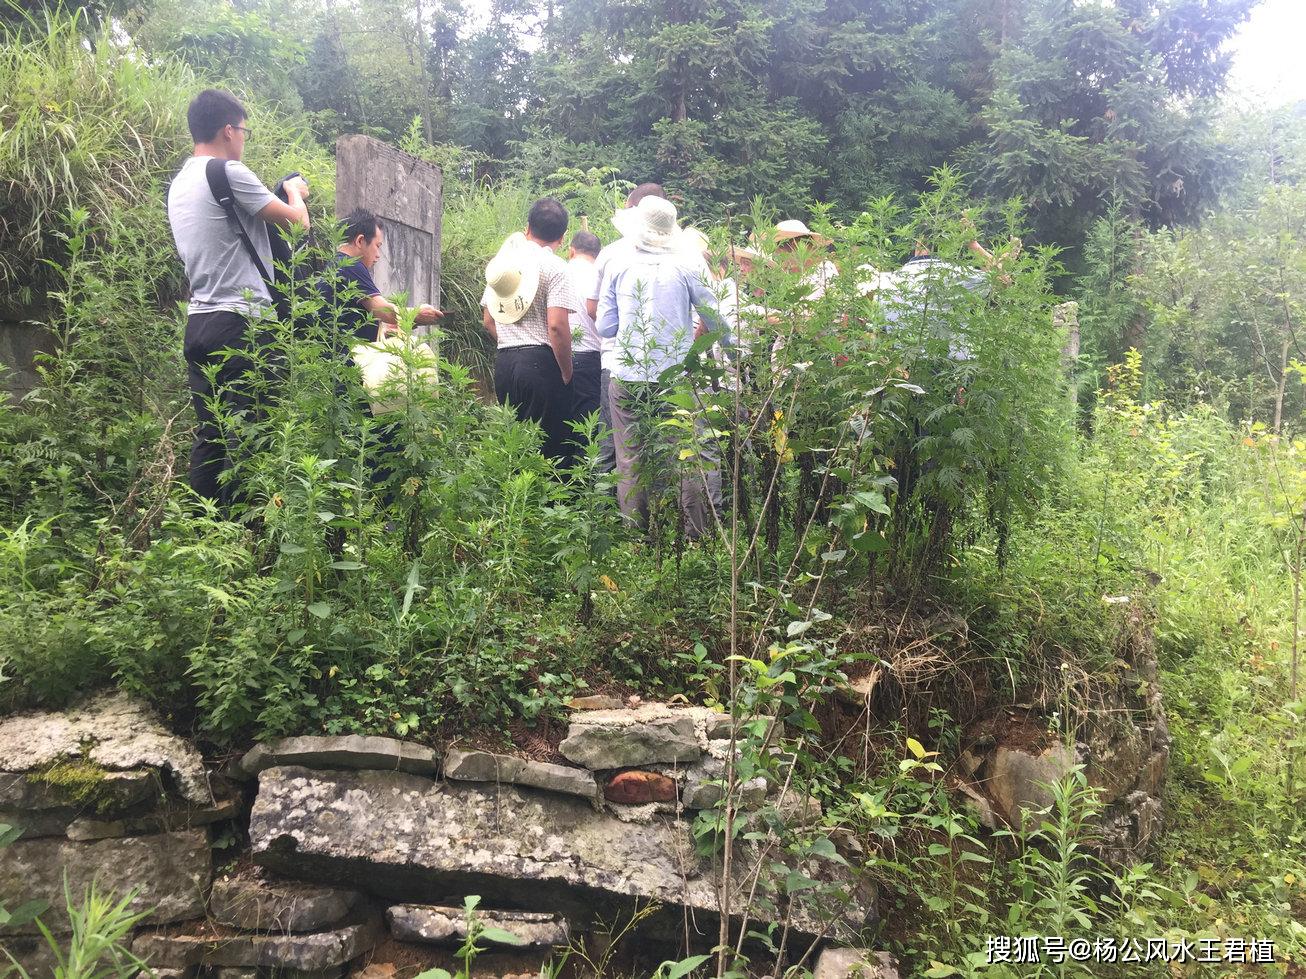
[205,158,274,287]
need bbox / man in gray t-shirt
[167,89,309,507]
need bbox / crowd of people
[168,88,1011,531]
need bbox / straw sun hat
[773,219,831,248]
[483,232,540,325]
[613,196,682,253]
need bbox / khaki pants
[608,376,720,540]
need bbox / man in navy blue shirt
[317,209,443,343]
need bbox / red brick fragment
[604,770,677,804]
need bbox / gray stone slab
[0,768,158,813]
[249,766,870,942]
[442,748,598,802]
[558,705,705,769]
[134,931,206,969]
[209,873,359,932]
[0,829,210,935]
[386,904,570,948]
[335,135,443,318]
[67,794,243,841]
[0,692,211,805]
[130,909,382,973]
[238,736,439,778]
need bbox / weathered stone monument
[335,135,443,335]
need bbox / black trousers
[184,310,260,507]
[572,349,603,429]
[495,344,573,466]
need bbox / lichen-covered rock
[442,748,598,802]
[0,691,211,805]
[813,948,899,979]
[249,766,869,941]
[604,770,677,804]
[558,705,706,769]
[0,829,210,935]
[238,735,439,778]
[386,904,570,947]
[131,908,382,972]
[209,873,360,932]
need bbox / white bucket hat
[483,232,540,325]
[774,219,831,248]
[613,196,682,254]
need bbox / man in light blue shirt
[595,196,726,538]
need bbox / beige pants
[608,377,720,540]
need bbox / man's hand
[416,304,445,325]
[287,175,310,200]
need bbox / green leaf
[306,602,331,619]
[906,737,926,759]
[923,962,961,977]
[330,560,365,571]
[477,926,525,946]
[658,953,712,979]
[786,620,812,637]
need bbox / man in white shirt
[586,183,667,474]
[567,231,604,453]
[595,197,727,538]
[481,198,578,466]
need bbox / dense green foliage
[83,0,1258,249]
[1,2,1304,976]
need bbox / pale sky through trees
[1227,0,1306,107]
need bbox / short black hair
[342,209,382,244]
[627,183,666,207]
[571,231,601,257]
[187,89,247,143]
[528,197,569,244]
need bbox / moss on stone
[28,759,139,815]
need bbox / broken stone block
[0,767,158,814]
[133,930,206,969]
[209,873,360,932]
[604,770,677,804]
[250,767,871,942]
[237,735,439,778]
[442,748,598,802]
[955,781,1001,831]
[813,948,899,978]
[682,773,766,810]
[0,829,210,935]
[558,705,702,769]
[703,713,778,742]
[66,794,243,842]
[986,744,1077,831]
[386,904,570,948]
[0,691,211,805]
[131,908,382,972]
